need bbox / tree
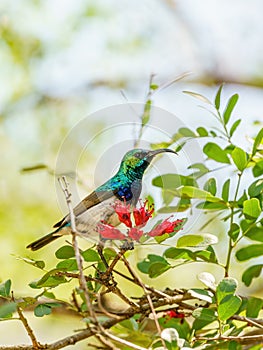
[1,85,263,350]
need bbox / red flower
[148,218,184,237]
[114,201,132,228]
[128,227,144,241]
[98,223,126,240]
[133,200,154,227]
[166,309,185,319]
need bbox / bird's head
[119,148,177,179]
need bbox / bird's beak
[147,148,177,160]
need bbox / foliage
[1,85,263,349]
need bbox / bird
[27,148,176,251]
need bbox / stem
[224,172,242,277]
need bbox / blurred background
[1,0,263,346]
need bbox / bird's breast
[74,197,119,241]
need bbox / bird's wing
[53,189,117,228]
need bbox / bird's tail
[26,229,61,251]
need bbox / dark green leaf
[82,249,100,262]
[203,142,230,164]
[236,244,263,261]
[231,147,248,171]
[55,245,75,259]
[194,249,217,263]
[0,302,17,318]
[223,94,239,125]
[148,262,171,278]
[215,84,224,110]
[196,126,208,137]
[228,223,240,242]
[246,297,263,318]
[242,265,263,286]
[204,178,217,196]
[252,127,263,156]
[229,119,241,137]
[137,255,169,274]
[243,198,261,218]
[237,190,248,207]
[34,304,52,317]
[216,277,238,304]
[253,160,263,177]
[248,179,263,197]
[164,247,195,261]
[222,179,230,202]
[178,127,196,137]
[56,259,78,271]
[218,295,242,321]
[0,279,11,297]
[245,226,263,242]
[192,308,217,330]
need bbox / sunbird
[27,148,176,250]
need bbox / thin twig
[103,331,149,350]
[58,176,98,325]
[121,256,167,349]
[16,306,40,349]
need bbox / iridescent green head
[119,148,177,179]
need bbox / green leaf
[222,179,230,202]
[16,256,45,270]
[228,223,240,242]
[192,308,217,330]
[215,84,224,110]
[137,254,169,274]
[246,297,263,318]
[248,179,263,197]
[196,126,208,137]
[142,99,151,127]
[82,249,100,262]
[175,186,223,202]
[245,226,263,242]
[229,119,241,137]
[236,244,263,261]
[216,277,238,304]
[218,295,242,321]
[0,279,11,297]
[0,302,17,318]
[178,127,196,137]
[164,247,195,261]
[203,143,230,164]
[177,234,218,248]
[223,94,239,125]
[34,304,52,317]
[242,265,263,286]
[253,159,263,177]
[231,147,248,171]
[152,173,197,189]
[150,83,159,90]
[56,259,78,271]
[204,178,217,196]
[183,90,211,104]
[196,201,228,210]
[55,245,75,259]
[243,198,261,218]
[148,262,171,278]
[252,127,263,156]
